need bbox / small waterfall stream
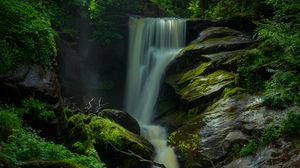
[125,17,186,168]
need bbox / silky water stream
[125,17,186,168]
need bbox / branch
[108,142,166,168]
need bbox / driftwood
[64,97,107,115]
[108,142,166,168]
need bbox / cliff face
[156,22,300,167]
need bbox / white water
[125,17,186,168]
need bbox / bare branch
[108,142,166,168]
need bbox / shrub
[240,140,258,157]
[0,107,22,140]
[259,123,280,145]
[237,49,270,92]
[0,0,57,73]
[263,71,300,108]
[280,110,300,136]
[2,129,105,168]
[22,98,55,120]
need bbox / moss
[168,130,200,153]
[178,70,235,102]
[68,114,93,153]
[223,87,245,99]
[177,62,212,84]
[89,116,123,147]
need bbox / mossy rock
[167,62,213,88]
[178,70,236,102]
[20,161,78,168]
[90,116,153,168]
[180,35,252,56]
[67,113,153,168]
[196,27,244,42]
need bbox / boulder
[0,63,63,112]
[101,109,140,135]
[67,114,153,168]
[0,63,66,136]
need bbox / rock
[0,63,66,137]
[167,94,284,167]
[196,27,244,42]
[177,70,235,103]
[223,138,300,168]
[100,109,140,135]
[67,113,153,168]
[223,130,248,150]
[180,35,252,56]
[0,63,63,112]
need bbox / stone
[177,70,235,102]
[67,113,153,168]
[223,130,248,150]
[100,109,140,135]
[0,63,63,112]
[180,35,252,56]
[223,138,300,168]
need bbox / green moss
[89,116,123,147]
[178,70,235,102]
[223,87,245,99]
[68,114,93,153]
[168,130,200,153]
[177,62,212,84]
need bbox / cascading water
[125,17,186,168]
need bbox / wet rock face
[157,26,299,167]
[168,94,284,167]
[224,138,300,168]
[157,27,252,128]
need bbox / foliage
[0,0,56,73]
[1,128,105,168]
[149,0,176,16]
[264,71,300,108]
[280,110,300,136]
[259,123,280,145]
[22,98,55,120]
[205,0,262,20]
[237,49,270,92]
[240,140,258,157]
[0,107,22,140]
[187,0,201,18]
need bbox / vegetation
[1,128,105,168]
[0,0,56,73]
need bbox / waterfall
[125,17,186,168]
